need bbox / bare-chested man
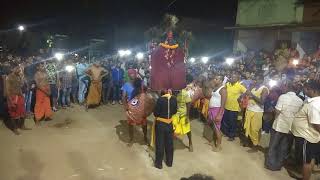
[85,63,108,109]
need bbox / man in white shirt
[291,80,320,180]
[265,82,303,171]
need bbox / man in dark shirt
[153,90,178,169]
[102,61,112,104]
[24,57,37,114]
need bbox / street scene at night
[0,0,320,180]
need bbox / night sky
[0,0,238,55]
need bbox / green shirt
[176,89,192,115]
[45,63,57,84]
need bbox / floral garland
[160,43,179,49]
[164,48,176,68]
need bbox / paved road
[0,104,306,180]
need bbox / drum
[126,93,156,125]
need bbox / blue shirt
[121,82,134,101]
[76,63,89,77]
[25,64,37,82]
[241,79,253,89]
[112,68,124,84]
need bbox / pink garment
[208,107,224,130]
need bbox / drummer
[125,77,150,146]
[122,69,140,146]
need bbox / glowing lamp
[269,80,277,88]
[292,59,299,66]
[136,52,144,60]
[65,65,75,72]
[226,57,235,65]
[55,53,64,61]
[201,57,209,64]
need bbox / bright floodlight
[118,50,126,57]
[18,25,25,31]
[55,52,64,61]
[125,50,132,56]
[269,80,278,88]
[189,57,196,63]
[65,65,75,72]
[136,52,144,60]
[292,59,299,66]
[226,57,235,65]
[201,57,209,64]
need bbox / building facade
[228,0,320,54]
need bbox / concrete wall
[235,30,292,52]
[236,0,304,26]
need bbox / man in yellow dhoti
[172,88,193,152]
[85,63,107,109]
[244,74,269,151]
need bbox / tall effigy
[150,31,186,90]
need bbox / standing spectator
[102,61,112,104]
[24,57,37,114]
[112,63,124,105]
[262,74,283,133]
[76,59,89,104]
[45,61,59,111]
[221,73,247,141]
[265,81,303,171]
[59,61,73,108]
[208,75,227,151]
[71,63,78,104]
[291,80,320,180]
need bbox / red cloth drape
[150,46,186,90]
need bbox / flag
[296,43,305,59]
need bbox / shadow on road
[17,149,44,180]
[115,120,146,146]
[52,118,72,128]
[68,151,97,180]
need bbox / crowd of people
[182,44,320,180]
[0,43,320,180]
[0,49,151,133]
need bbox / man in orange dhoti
[85,63,107,109]
[34,63,53,125]
[6,65,31,135]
